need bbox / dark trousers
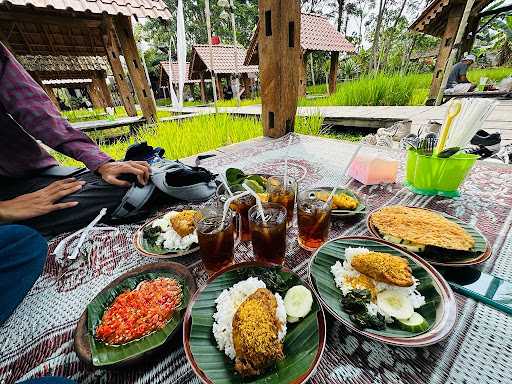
[0,169,128,237]
[0,225,46,325]
[0,225,76,383]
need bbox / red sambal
[95,277,182,345]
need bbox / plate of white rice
[308,236,457,347]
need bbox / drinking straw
[69,208,107,260]
[242,183,267,223]
[220,191,250,231]
[323,143,363,209]
[283,133,294,187]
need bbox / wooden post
[309,52,315,86]
[87,83,104,109]
[216,75,224,100]
[114,15,158,123]
[32,71,60,110]
[428,4,464,99]
[435,0,477,105]
[329,51,339,94]
[298,51,307,97]
[94,70,114,107]
[102,17,137,116]
[242,73,252,98]
[199,72,207,102]
[259,0,301,138]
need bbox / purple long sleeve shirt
[0,42,112,178]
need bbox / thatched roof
[245,13,356,65]
[18,55,109,72]
[189,45,258,80]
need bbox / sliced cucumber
[397,312,429,333]
[284,285,313,319]
[377,290,414,320]
[383,235,425,252]
[287,315,300,323]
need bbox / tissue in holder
[347,152,398,185]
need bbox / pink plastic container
[347,153,398,185]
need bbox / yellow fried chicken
[170,210,202,237]
[351,251,413,287]
[316,191,358,210]
[232,288,284,377]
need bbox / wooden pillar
[114,15,158,122]
[87,83,104,109]
[460,16,480,59]
[298,51,307,97]
[94,70,114,107]
[428,5,464,99]
[32,71,60,110]
[199,73,207,102]
[329,51,339,94]
[216,75,224,100]
[259,0,301,138]
[101,17,137,116]
[242,74,252,98]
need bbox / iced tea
[196,213,235,275]
[249,203,287,265]
[268,176,296,227]
[229,193,256,242]
[297,190,332,251]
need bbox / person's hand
[97,161,150,187]
[0,178,84,222]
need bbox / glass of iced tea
[229,192,256,242]
[297,190,332,251]
[248,203,287,265]
[268,175,296,228]
[196,210,236,275]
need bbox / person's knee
[0,224,47,271]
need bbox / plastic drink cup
[248,203,287,265]
[196,211,235,275]
[229,192,256,242]
[297,190,332,251]
[268,175,296,228]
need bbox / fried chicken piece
[351,251,413,287]
[170,210,202,237]
[232,288,284,377]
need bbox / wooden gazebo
[188,44,258,100]
[245,12,356,96]
[17,54,113,110]
[409,0,510,101]
[0,0,171,122]
[159,61,211,103]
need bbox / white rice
[331,247,426,323]
[151,211,198,251]
[212,277,287,360]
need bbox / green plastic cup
[405,149,478,197]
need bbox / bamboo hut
[0,0,171,122]
[245,12,356,96]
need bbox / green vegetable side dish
[189,266,323,384]
[310,238,441,338]
[87,271,190,366]
[226,168,268,193]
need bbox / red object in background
[211,36,221,45]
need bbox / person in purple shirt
[0,42,152,236]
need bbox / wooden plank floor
[163,100,512,143]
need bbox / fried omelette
[170,210,202,237]
[232,288,284,377]
[351,251,413,287]
[371,206,475,251]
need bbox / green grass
[62,106,172,123]
[300,67,511,107]
[52,114,362,167]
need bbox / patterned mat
[1,134,512,384]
